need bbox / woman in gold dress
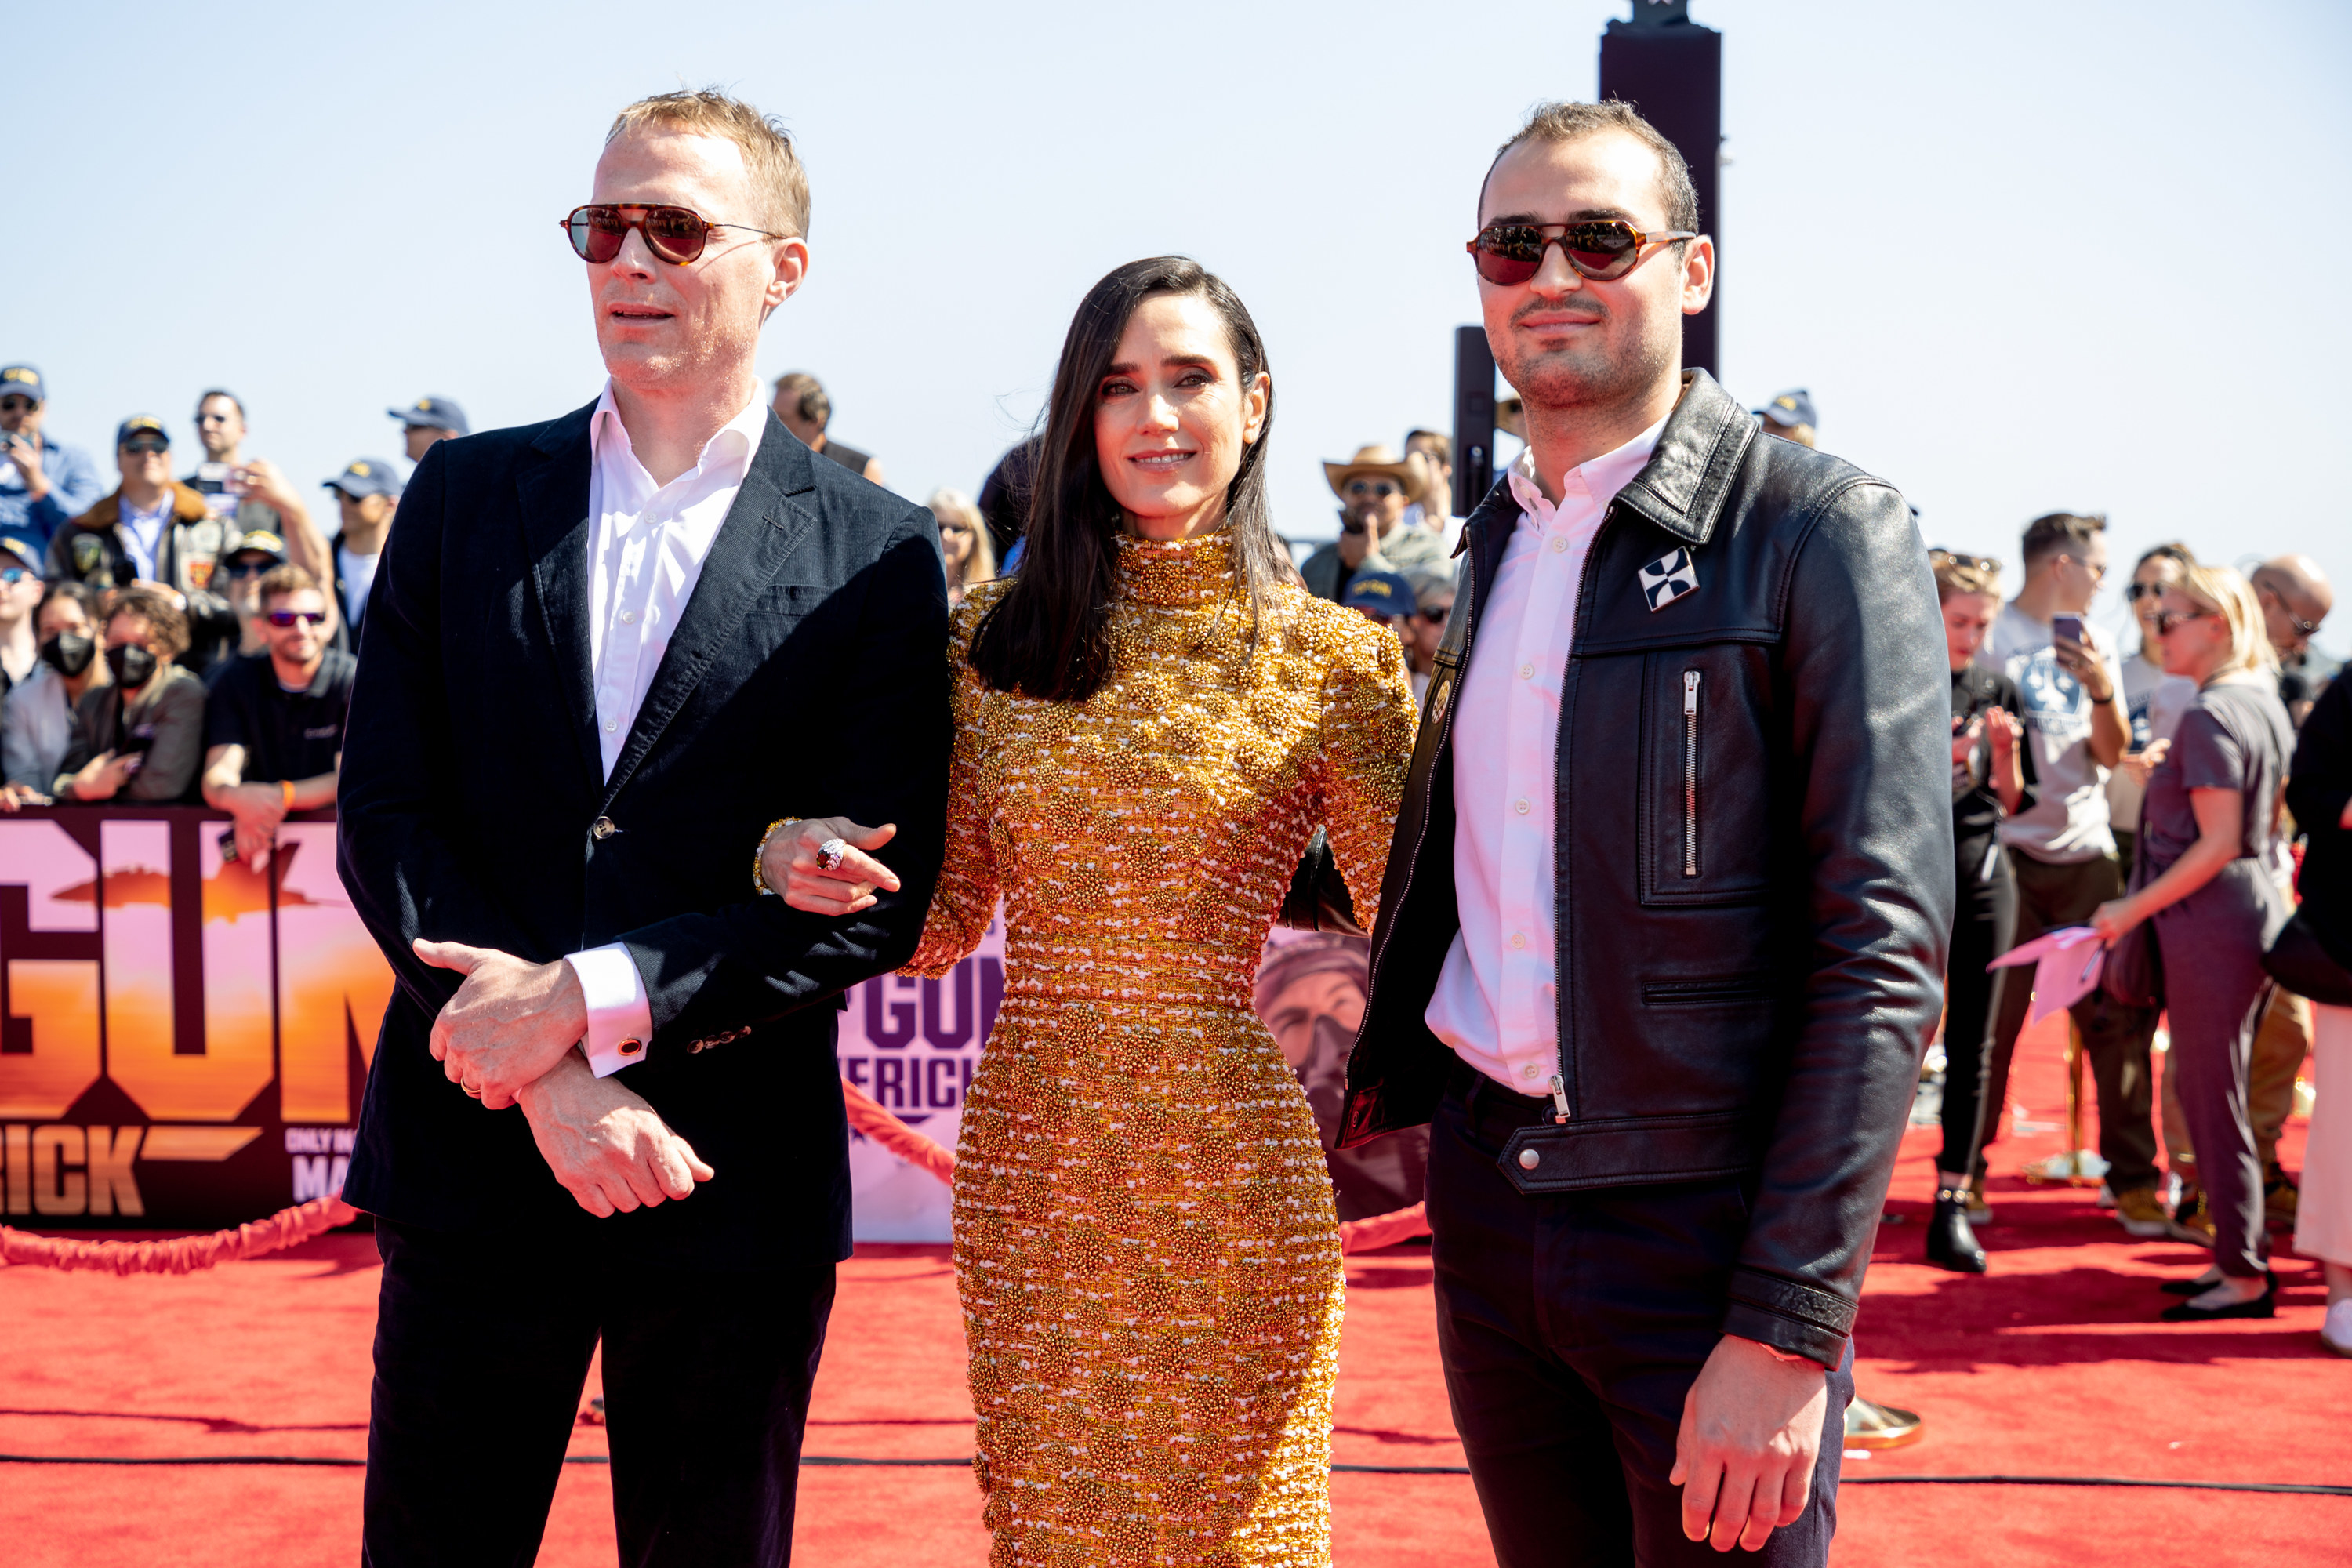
[764,256,1415,1566]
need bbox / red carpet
[2,1009,2345,1565]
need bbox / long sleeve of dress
[902,593,1004,978]
[1312,612,1417,933]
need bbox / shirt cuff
[564,943,653,1077]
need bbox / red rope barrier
[839,1079,1431,1254]
[0,1196,358,1276]
[0,1090,1430,1274]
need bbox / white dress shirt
[1424,418,1665,1095]
[563,382,768,1076]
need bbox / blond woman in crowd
[927,487,996,608]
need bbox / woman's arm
[2092,786,2241,938]
[1313,611,1418,931]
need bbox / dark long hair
[967,256,1285,702]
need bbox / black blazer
[337,400,950,1268]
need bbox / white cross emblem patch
[1638,547,1700,611]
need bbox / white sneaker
[2324,1301,2352,1359]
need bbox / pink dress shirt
[1423,418,1665,1095]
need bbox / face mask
[107,644,158,688]
[40,632,96,677]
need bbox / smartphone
[2050,614,2086,647]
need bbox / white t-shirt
[2104,648,2196,839]
[336,544,380,627]
[1981,604,2132,865]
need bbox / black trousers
[1940,839,2018,1175]
[363,1219,837,1568]
[1980,849,2161,1191]
[1427,1068,1853,1568]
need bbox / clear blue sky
[10,0,2347,656]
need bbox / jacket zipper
[1682,670,1702,878]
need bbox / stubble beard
[1499,308,1678,423]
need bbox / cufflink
[617,1038,644,1056]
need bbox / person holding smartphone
[1975,512,2167,1237]
[0,365,107,559]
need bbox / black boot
[1925,1188,1987,1273]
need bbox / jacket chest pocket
[1638,648,1774,906]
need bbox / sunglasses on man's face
[265,609,328,629]
[223,559,276,579]
[0,568,30,586]
[1466,220,1700,286]
[1421,602,1452,625]
[1347,481,1400,499]
[122,438,169,456]
[0,397,34,415]
[561,204,786,266]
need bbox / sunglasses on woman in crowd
[1466,219,1700,285]
[561,204,789,266]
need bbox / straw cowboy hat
[1323,444,1428,503]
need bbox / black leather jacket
[1339,371,1955,1366]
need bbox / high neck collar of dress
[1116,528,1236,606]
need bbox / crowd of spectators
[0,365,465,862]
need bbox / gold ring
[464,1084,482,1098]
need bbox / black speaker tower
[1599,0,1722,376]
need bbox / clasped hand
[413,938,713,1214]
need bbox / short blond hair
[2175,564,2276,675]
[1930,550,2002,604]
[607,89,809,238]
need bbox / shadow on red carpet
[2,1010,2344,1564]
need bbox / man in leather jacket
[1341,102,1951,1564]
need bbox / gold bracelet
[752,818,800,896]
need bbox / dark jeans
[1941,839,2018,1175]
[1427,1066,1853,1568]
[1981,848,2161,1192]
[364,1219,837,1568]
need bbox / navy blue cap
[1339,569,1415,617]
[0,365,44,403]
[324,457,402,499]
[116,415,171,447]
[1758,388,1817,430]
[0,533,40,568]
[389,395,469,436]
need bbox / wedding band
[818,837,848,872]
[463,1084,482,1098]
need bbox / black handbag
[2103,830,2164,1009]
[2263,912,2352,1007]
[1279,827,1363,935]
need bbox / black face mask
[106,644,158,688]
[40,632,96,677]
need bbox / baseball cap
[1758,388,1817,430]
[324,458,402,500]
[389,395,469,437]
[116,415,171,447]
[1339,569,1414,618]
[0,533,40,571]
[0,365,45,402]
[227,530,289,564]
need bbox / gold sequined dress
[903,531,1415,1567]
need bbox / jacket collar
[1610,369,1755,547]
[1456,368,1756,560]
[74,481,209,534]
[516,397,822,801]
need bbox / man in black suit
[337,89,949,1566]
